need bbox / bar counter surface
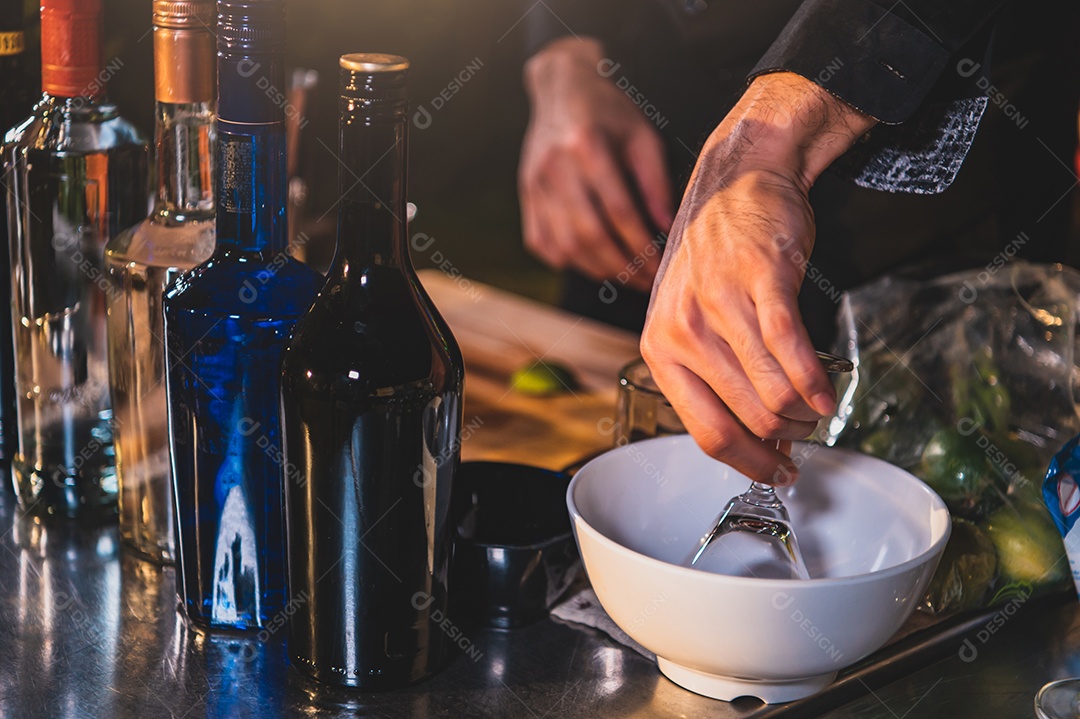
[0,272,1074,718]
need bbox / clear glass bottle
[281,54,464,688]
[164,0,323,629]
[3,0,149,520]
[105,0,216,562]
[0,0,33,481]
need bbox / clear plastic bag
[824,261,1080,614]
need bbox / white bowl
[567,436,950,704]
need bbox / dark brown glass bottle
[280,53,464,689]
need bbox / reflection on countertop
[0,483,1076,719]
[0,486,665,719]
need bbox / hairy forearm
[699,72,878,193]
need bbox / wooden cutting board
[418,270,641,471]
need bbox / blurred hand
[519,37,673,292]
[641,72,876,483]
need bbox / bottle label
[219,134,254,214]
[1043,434,1080,597]
[0,31,24,56]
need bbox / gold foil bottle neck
[153,0,215,104]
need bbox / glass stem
[744,482,783,508]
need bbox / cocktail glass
[687,351,853,580]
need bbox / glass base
[13,458,118,522]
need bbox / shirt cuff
[829,95,989,193]
[749,0,950,124]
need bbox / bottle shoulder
[165,254,325,319]
[281,270,465,389]
[105,218,216,270]
[289,270,430,333]
[5,97,148,155]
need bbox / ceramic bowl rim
[566,436,952,589]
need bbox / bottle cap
[216,0,287,124]
[218,0,285,54]
[41,0,104,99]
[339,53,408,107]
[153,1,215,29]
[153,0,215,103]
[339,54,409,74]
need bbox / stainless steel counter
[0,486,1074,719]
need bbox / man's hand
[520,38,673,291]
[641,72,876,483]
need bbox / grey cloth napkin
[550,587,656,662]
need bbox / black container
[451,462,580,629]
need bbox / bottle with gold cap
[104,0,216,562]
[2,0,149,520]
[281,53,464,688]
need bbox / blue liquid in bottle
[163,0,323,629]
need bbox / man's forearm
[523,37,605,105]
[697,72,878,193]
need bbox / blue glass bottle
[163,0,323,630]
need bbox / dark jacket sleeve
[750,0,1007,193]
[522,0,622,59]
[751,0,1004,122]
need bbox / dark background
[11,1,1080,310]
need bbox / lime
[917,427,999,519]
[984,500,1067,586]
[510,360,577,397]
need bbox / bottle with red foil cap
[2,0,149,520]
